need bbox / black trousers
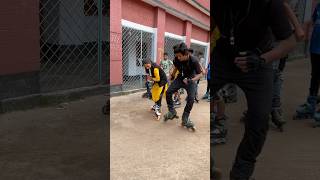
[166,77,197,118]
[211,64,273,178]
[309,53,320,96]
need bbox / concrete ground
[0,96,108,180]
[215,59,320,180]
[110,82,210,180]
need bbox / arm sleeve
[268,0,293,40]
[152,68,161,82]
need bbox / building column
[155,8,166,64]
[184,21,192,47]
[110,0,123,85]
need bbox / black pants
[211,65,273,178]
[166,77,197,118]
[309,53,320,96]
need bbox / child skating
[143,59,168,120]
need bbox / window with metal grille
[135,42,148,66]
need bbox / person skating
[143,59,168,120]
[211,0,296,179]
[294,2,320,127]
[163,43,203,131]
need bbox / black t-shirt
[211,0,293,71]
[173,55,202,79]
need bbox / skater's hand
[234,54,266,73]
[234,57,249,72]
[183,78,189,85]
[294,28,305,41]
[183,78,194,85]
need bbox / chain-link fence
[40,0,108,92]
[164,36,184,61]
[0,0,109,113]
[122,27,154,91]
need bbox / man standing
[295,1,320,126]
[211,0,296,179]
[160,52,173,82]
[164,43,203,131]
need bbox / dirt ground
[215,59,320,180]
[110,82,210,180]
[1,59,320,180]
[0,96,108,180]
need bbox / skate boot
[150,104,157,111]
[179,89,185,94]
[211,112,227,145]
[154,105,161,120]
[293,96,318,120]
[181,113,196,131]
[271,109,286,132]
[173,97,181,108]
[222,84,238,104]
[163,109,179,122]
[313,110,320,128]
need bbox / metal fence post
[140,30,143,88]
[98,0,102,82]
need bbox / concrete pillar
[155,8,166,64]
[184,21,192,47]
